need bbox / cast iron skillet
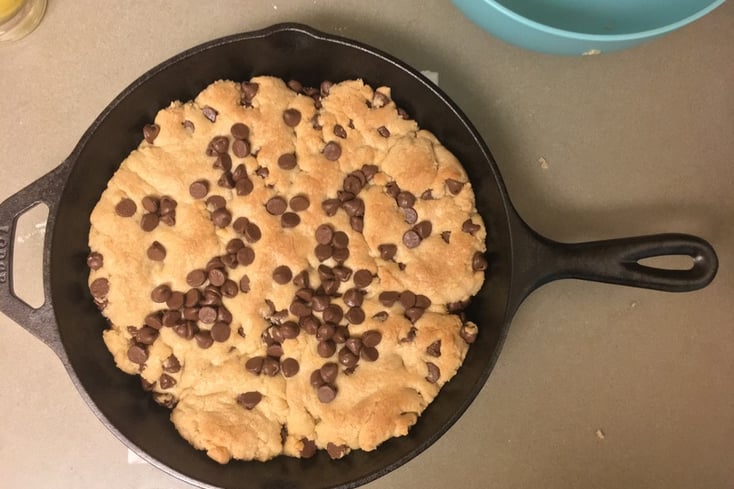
[0,23,718,489]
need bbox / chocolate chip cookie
[87,76,487,463]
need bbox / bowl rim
[471,0,725,41]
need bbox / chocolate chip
[146,241,166,261]
[372,311,390,322]
[127,343,148,364]
[145,311,163,330]
[338,347,359,368]
[211,208,232,228]
[343,174,363,195]
[314,243,333,262]
[163,310,183,327]
[300,315,320,335]
[275,152,297,170]
[399,290,416,309]
[194,330,214,349]
[237,391,262,410]
[217,306,232,324]
[362,330,382,348]
[426,362,440,383]
[332,265,352,282]
[230,123,250,140]
[345,338,362,356]
[385,182,400,198]
[182,120,195,132]
[279,357,299,378]
[173,320,197,338]
[140,214,160,233]
[184,289,201,307]
[300,438,317,458]
[462,219,481,235]
[342,198,364,217]
[202,105,218,122]
[322,279,340,296]
[245,356,264,374]
[311,294,330,313]
[198,306,217,324]
[187,179,208,199]
[267,343,284,358]
[342,288,363,308]
[317,323,336,342]
[232,216,249,234]
[353,269,373,289]
[441,231,451,243]
[416,295,432,309]
[473,252,488,271]
[283,108,302,127]
[379,291,399,307]
[293,270,310,288]
[182,307,199,320]
[287,79,303,92]
[373,91,390,107]
[221,279,238,298]
[281,212,300,228]
[89,278,109,299]
[322,141,341,161]
[281,321,300,339]
[401,326,417,343]
[232,163,247,181]
[236,246,255,266]
[235,177,254,196]
[329,230,346,248]
[143,196,161,213]
[446,179,465,195]
[271,265,292,285]
[320,362,339,383]
[414,220,432,239]
[166,291,185,310]
[345,307,365,325]
[314,225,333,247]
[361,346,379,362]
[320,80,333,96]
[232,139,250,158]
[322,198,340,216]
[236,275,250,294]
[263,357,280,376]
[354,219,366,235]
[185,269,205,287]
[266,196,287,215]
[377,126,390,137]
[217,171,235,189]
[317,340,336,358]
[403,229,421,248]
[241,82,259,104]
[322,304,344,324]
[210,322,230,342]
[115,198,136,217]
[289,195,310,212]
[403,207,418,225]
[143,123,160,143]
[460,322,478,343]
[244,222,262,243]
[208,268,227,287]
[150,284,171,303]
[162,355,181,373]
[87,252,103,270]
[206,195,226,211]
[327,442,349,459]
[427,340,442,357]
[317,384,337,403]
[210,136,230,155]
[159,373,177,389]
[378,244,397,261]
[333,124,347,139]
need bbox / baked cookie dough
[87,76,487,463]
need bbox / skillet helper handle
[0,159,73,356]
[526,232,718,294]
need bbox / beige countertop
[1,1,732,488]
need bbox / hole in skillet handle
[0,159,73,359]
[515,224,719,298]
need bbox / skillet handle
[0,159,73,358]
[509,215,718,312]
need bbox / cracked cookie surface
[88,76,487,463]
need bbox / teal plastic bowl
[452,0,725,55]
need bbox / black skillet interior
[49,23,515,489]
